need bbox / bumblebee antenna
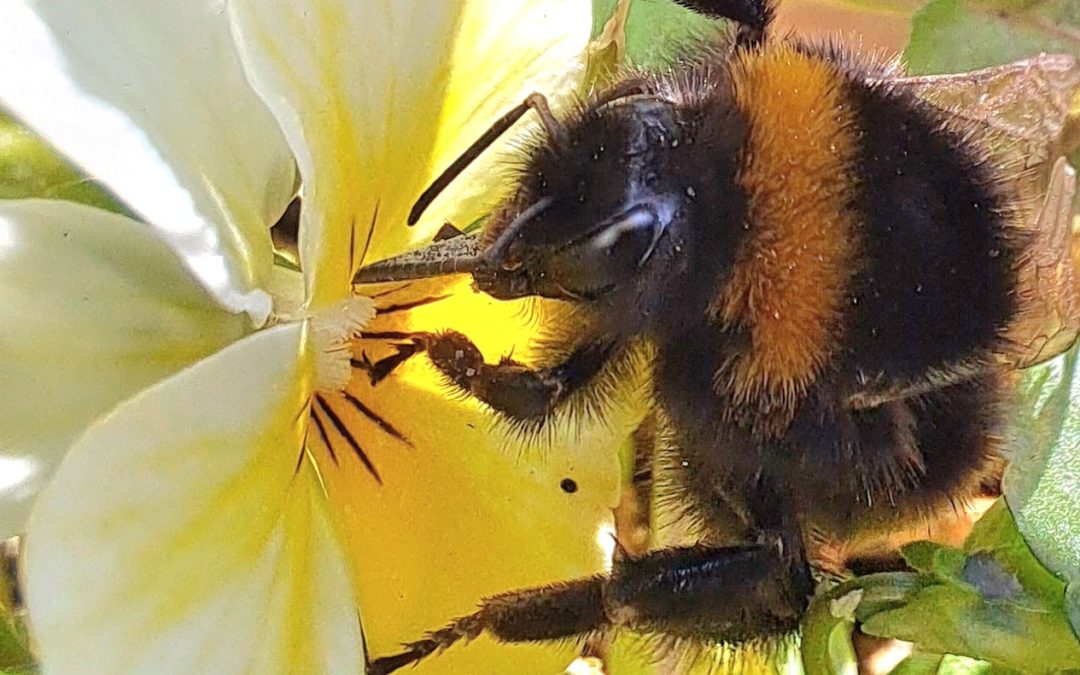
[407,93,565,226]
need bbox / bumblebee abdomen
[714,43,1016,415]
[842,70,1015,392]
[717,44,863,415]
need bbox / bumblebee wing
[884,55,1080,368]
[1003,156,1080,368]
[882,54,1080,179]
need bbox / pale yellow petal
[25,323,363,675]
[228,0,590,307]
[0,199,247,536]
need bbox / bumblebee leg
[604,540,812,640]
[367,577,608,675]
[670,0,774,45]
[367,541,811,674]
[364,330,615,422]
[354,341,425,386]
[837,375,1007,571]
[426,331,618,421]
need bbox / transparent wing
[885,54,1080,179]
[1003,156,1079,369]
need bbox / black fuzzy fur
[840,69,1017,395]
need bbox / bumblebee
[355,0,1080,671]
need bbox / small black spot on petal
[560,478,578,494]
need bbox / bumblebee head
[472,97,701,303]
[355,91,740,314]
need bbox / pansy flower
[0,1,638,672]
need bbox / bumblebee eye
[589,205,662,266]
[532,204,666,299]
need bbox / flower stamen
[311,296,375,392]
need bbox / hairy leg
[367,540,810,674]
[820,375,1007,570]
[359,329,618,423]
[367,577,607,675]
[367,468,813,673]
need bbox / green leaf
[592,0,723,71]
[857,504,1080,671]
[861,580,1080,671]
[800,590,860,675]
[1005,343,1080,637]
[901,541,966,580]
[0,618,33,674]
[901,539,973,585]
[0,546,32,672]
[891,652,946,675]
[901,541,943,574]
[0,112,124,213]
[804,502,1080,672]
[963,500,1067,609]
[936,654,997,675]
[801,573,925,674]
[859,505,1080,669]
[905,0,1080,76]
[0,600,34,674]
[892,651,999,675]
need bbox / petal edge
[0,0,297,319]
[26,323,362,674]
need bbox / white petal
[0,0,297,320]
[228,0,591,306]
[0,199,247,537]
[25,323,363,675]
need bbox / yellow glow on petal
[409,0,593,247]
[318,280,646,674]
[230,0,592,305]
[402,276,545,390]
[322,375,624,674]
[251,460,366,675]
